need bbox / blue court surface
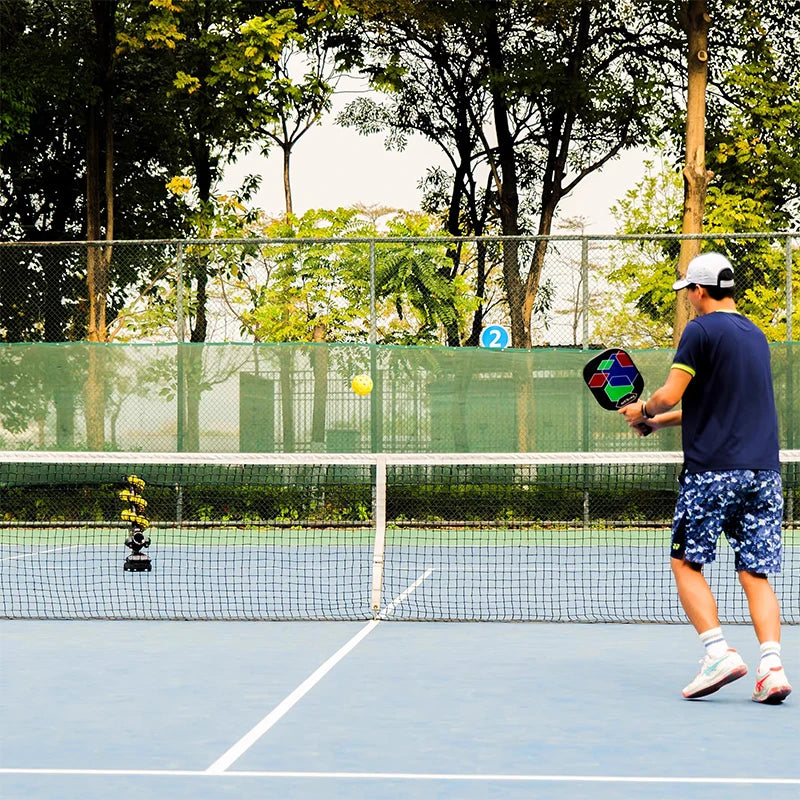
[1,620,798,799]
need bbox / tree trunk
[183,140,214,450]
[85,0,116,343]
[84,345,105,450]
[523,3,590,344]
[310,325,328,447]
[442,160,468,346]
[183,346,203,451]
[279,349,296,451]
[190,143,212,343]
[84,1,117,450]
[466,239,487,347]
[54,388,75,449]
[283,143,293,217]
[674,0,712,346]
[485,13,525,347]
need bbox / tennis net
[1,451,798,623]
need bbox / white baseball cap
[672,252,735,291]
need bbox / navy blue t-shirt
[673,311,780,473]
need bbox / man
[620,252,791,703]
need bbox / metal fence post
[369,240,377,345]
[581,236,590,349]
[176,242,185,453]
[369,240,380,452]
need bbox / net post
[370,454,387,618]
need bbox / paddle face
[583,349,651,435]
[583,348,645,410]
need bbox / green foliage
[233,208,372,341]
[231,209,476,344]
[0,1,92,243]
[0,81,34,146]
[3,0,798,353]
[593,160,682,347]
[376,216,480,342]
[3,479,680,525]
[335,0,677,346]
[703,4,800,229]
[212,10,300,96]
[106,193,479,345]
[598,157,798,347]
[706,63,799,229]
[597,2,800,346]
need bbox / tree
[331,0,672,347]
[599,160,685,348]
[599,0,800,346]
[1,1,92,342]
[0,0,192,344]
[84,0,118,343]
[337,15,496,346]
[121,1,303,450]
[703,5,800,229]
[122,2,296,343]
[1,1,302,448]
[550,218,607,347]
[672,0,712,345]
[599,157,798,347]
[248,16,343,217]
[211,208,474,345]
[660,0,800,340]
[228,207,476,447]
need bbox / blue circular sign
[479,325,510,350]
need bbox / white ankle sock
[699,627,728,658]
[758,641,781,673]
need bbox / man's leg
[737,570,780,643]
[671,557,719,632]
[738,570,791,703]
[671,474,748,698]
[672,557,747,699]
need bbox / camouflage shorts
[671,469,783,573]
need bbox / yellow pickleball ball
[351,374,373,396]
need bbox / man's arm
[619,367,692,433]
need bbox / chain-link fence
[0,234,797,453]
[1,233,797,346]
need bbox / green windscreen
[0,342,796,453]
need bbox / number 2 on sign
[480,325,510,350]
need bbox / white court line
[378,567,434,618]
[205,568,434,774]
[0,768,798,785]
[1,545,79,562]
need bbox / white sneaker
[682,649,748,699]
[752,666,792,704]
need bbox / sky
[221,91,649,236]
